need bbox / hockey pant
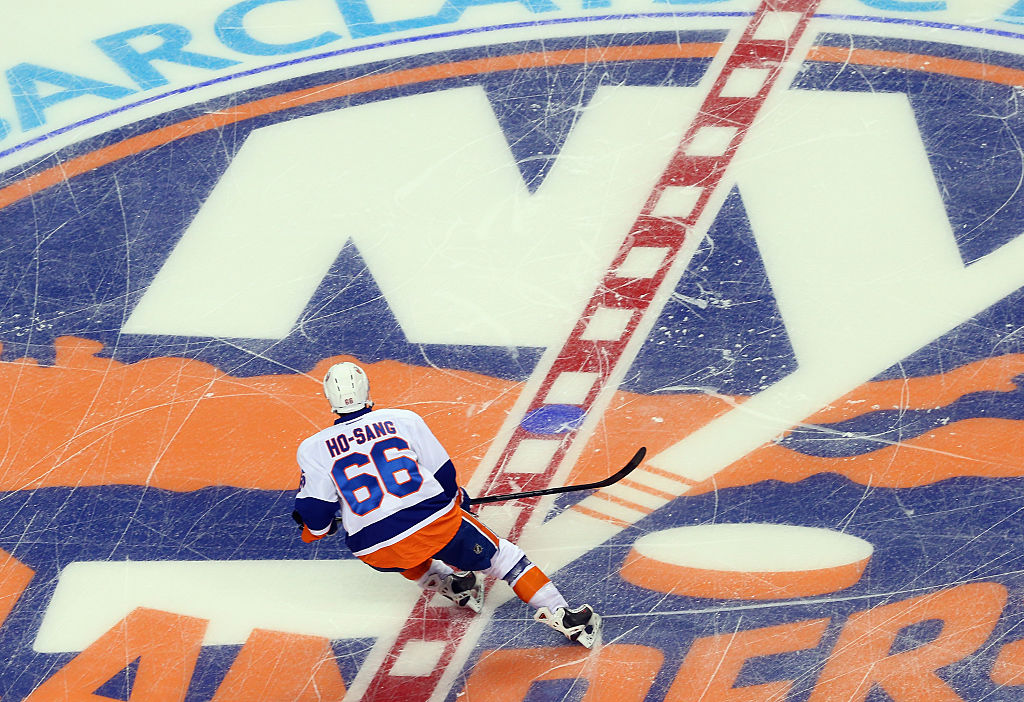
[402,510,568,611]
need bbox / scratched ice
[4,4,1024,702]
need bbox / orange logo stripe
[0,550,33,630]
[4,337,1024,496]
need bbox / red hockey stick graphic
[357,3,824,699]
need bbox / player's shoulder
[368,407,423,424]
[297,424,336,454]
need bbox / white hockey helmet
[323,362,373,413]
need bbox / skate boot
[534,604,602,648]
[425,571,483,613]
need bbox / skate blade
[462,591,483,613]
[573,612,602,649]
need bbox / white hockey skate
[425,571,483,613]
[534,604,602,648]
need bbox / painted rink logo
[3,3,1024,700]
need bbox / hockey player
[292,361,602,648]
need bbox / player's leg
[401,558,483,612]
[436,510,602,647]
[532,604,602,648]
[482,536,602,649]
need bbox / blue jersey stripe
[346,492,454,553]
[345,460,460,552]
[435,459,458,500]
[294,495,338,531]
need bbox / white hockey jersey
[295,407,461,568]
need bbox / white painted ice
[686,125,738,156]
[652,89,1024,484]
[631,524,873,573]
[752,11,804,41]
[503,439,560,475]
[580,306,634,341]
[614,245,670,278]
[390,640,448,677]
[719,68,772,98]
[124,85,705,345]
[524,87,1024,578]
[652,185,704,218]
[544,371,599,405]
[34,559,418,653]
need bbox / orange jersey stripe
[300,525,322,543]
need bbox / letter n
[24,608,207,702]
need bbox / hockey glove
[459,487,476,514]
[292,510,338,542]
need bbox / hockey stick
[468,446,646,506]
[312,447,646,531]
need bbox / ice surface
[3,3,1024,701]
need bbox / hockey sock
[526,582,568,611]
[502,557,568,610]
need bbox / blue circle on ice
[520,404,586,435]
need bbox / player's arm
[429,456,471,511]
[294,440,342,543]
[292,496,339,543]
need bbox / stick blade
[597,446,646,487]
[468,446,647,505]
[626,446,646,469]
